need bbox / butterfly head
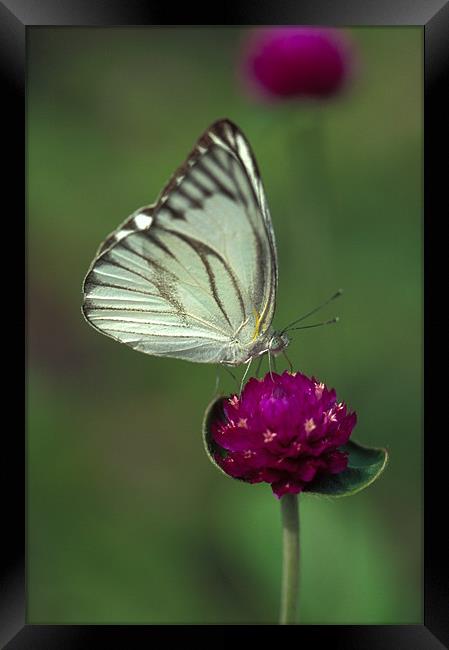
[268,331,290,356]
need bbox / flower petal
[202,371,375,498]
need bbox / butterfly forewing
[82,119,278,364]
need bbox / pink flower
[211,371,357,498]
[241,27,353,101]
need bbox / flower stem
[279,493,299,624]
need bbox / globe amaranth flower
[241,27,353,101]
[211,371,357,498]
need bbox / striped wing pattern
[82,119,278,364]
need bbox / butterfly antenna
[288,317,339,332]
[281,289,343,334]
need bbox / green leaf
[202,396,233,478]
[307,440,388,497]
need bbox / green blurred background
[27,27,422,624]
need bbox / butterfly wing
[82,119,278,364]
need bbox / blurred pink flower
[241,27,354,101]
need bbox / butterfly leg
[268,352,273,381]
[221,363,239,388]
[283,350,293,373]
[255,355,264,378]
[239,358,253,396]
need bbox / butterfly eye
[269,334,289,355]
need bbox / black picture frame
[8,0,448,646]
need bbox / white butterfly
[82,119,289,366]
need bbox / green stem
[279,493,300,625]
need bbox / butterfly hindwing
[82,119,278,364]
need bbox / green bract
[305,440,388,497]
